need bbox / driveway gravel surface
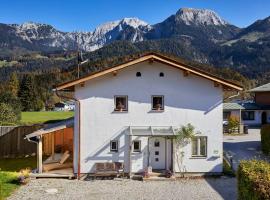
[8,177,236,200]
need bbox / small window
[136,72,141,77]
[155,151,159,155]
[192,137,207,157]
[110,140,118,152]
[159,72,164,77]
[155,158,159,162]
[114,96,128,112]
[223,111,231,120]
[133,140,141,152]
[154,140,160,147]
[242,111,255,120]
[152,96,164,111]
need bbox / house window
[133,140,141,152]
[242,111,255,120]
[114,96,128,112]
[159,72,164,77]
[223,111,231,120]
[110,140,118,152]
[152,96,164,111]
[192,137,207,157]
[154,140,160,147]
[136,72,141,77]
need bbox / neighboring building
[54,101,75,111]
[223,83,270,126]
[28,53,242,178]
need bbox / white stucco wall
[73,61,223,174]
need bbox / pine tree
[18,74,39,111]
[8,72,19,97]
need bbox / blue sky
[1,0,269,32]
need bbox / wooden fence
[0,125,43,158]
[0,126,17,137]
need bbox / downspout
[53,89,81,180]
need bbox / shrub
[261,125,270,155]
[0,103,17,125]
[238,160,270,200]
[227,115,240,133]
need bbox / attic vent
[136,72,141,77]
[159,72,164,77]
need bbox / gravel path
[223,128,269,170]
[8,177,236,200]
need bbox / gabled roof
[249,83,270,92]
[223,103,245,110]
[55,53,243,91]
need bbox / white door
[149,137,166,170]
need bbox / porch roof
[129,126,177,136]
[25,118,74,139]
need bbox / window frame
[191,136,207,158]
[151,95,164,111]
[241,111,255,121]
[114,95,128,112]
[110,140,119,152]
[133,140,141,153]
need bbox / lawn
[0,172,19,200]
[21,111,74,125]
[0,157,36,172]
[0,157,36,199]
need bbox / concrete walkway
[223,128,269,170]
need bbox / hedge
[238,160,270,200]
[261,125,270,155]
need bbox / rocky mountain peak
[175,8,228,26]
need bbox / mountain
[0,8,240,54]
[0,7,270,83]
[146,8,240,43]
[0,17,151,54]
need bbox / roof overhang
[55,53,243,91]
[25,118,74,139]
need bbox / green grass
[0,157,36,172]
[20,111,74,125]
[0,157,36,199]
[0,172,19,200]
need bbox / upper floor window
[159,72,164,77]
[114,96,128,112]
[133,140,141,152]
[192,136,207,157]
[242,111,255,120]
[152,95,164,111]
[110,140,118,152]
[136,72,141,77]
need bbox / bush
[238,160,270,200]
[227,115,240,133]
[261,125,270,155]
[0,103,17,125]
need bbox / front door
[149,137,166,170]
[262,112,267,124]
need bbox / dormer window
[114,96,128,112]
[152,95,164,111]
[136,72,141,77]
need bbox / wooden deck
[30,168,74,179]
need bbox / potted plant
[18,168,30,185]
[116,102,125,111]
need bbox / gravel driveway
[8,177,236,200]
[223,128,269,170]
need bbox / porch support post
[171,138,175,174]
[37,136,43,173]
[128,134,132,178]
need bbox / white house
[47,53,242,178]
